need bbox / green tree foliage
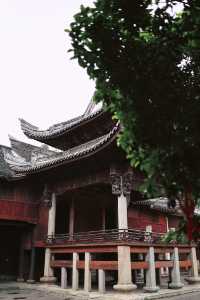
[68,0,200,241]
[161,228,188,245]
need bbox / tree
[68,0,200,241]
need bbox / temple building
[0,101,199,292]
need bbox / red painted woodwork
[34,206,48,241]
[179,260,192,268]
[128,208,167,233]
[50,258,192,271]
[168,215,179,229]
[130,247,148,253]
[178,248,191,254]
[0,199,38,224]
[155,261,173,268]
[131,261,149,269]
[34,241,46,248]
[90,261,118,270]
[50,260,73,268]
[51,245,118,254]
[77,261,85,269]
[154,247,174,254]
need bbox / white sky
[0,0,95,146]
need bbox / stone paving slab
[1,282,200,300]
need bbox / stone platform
[1,282,200,300]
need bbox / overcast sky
[0,0,95,146]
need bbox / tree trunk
[179,188,195,242]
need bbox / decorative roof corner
[18,106,104,147]
[6,123,120,175]
[19,118,39,133]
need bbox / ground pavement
[1,282,200,300]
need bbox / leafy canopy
[68,0,200,201]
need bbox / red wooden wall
[0,199,38,224]
[128,207,167,233]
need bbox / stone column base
[143,286,159,293]
[40,276,57,284]
[169,282,184,289]
[27,279,35,284]
[17,278,24,282]
[113,283,137,292]
[185,277,200,284]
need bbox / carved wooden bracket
[110,166,133,196]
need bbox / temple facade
[0,102,199,292]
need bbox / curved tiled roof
[9,135,56,162]
[20,108,103,141]
[132,197,181,214]
[0,145,14,178]
[5,123,120,175]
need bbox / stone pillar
[72,252,79,290]
[98,269,105,293]
[118,194,128,230]
[17,235,25,282]
[114,246,137,292]
[143,247,159,292]
[164,217,170,275]
[110,168,132,231]
[169,247,183,289]
[40,248,56,283]
[27,247,36,283]
[190,247,199,277]
[48,193,56,236]
[40,193,57,283]
[69,199,75,239]
[61,267,67,289]
[185,247,200,284]
[84,252,91,292]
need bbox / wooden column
[102,207,106,231]
[27,247,36,283]
[17,235,25,282]
[69,199,75,238]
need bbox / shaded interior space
[34,248,45,282]
[55,184,118,235]
[0,222,23,281]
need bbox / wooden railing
[46,229,164,245]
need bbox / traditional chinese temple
[0,101,199,292]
